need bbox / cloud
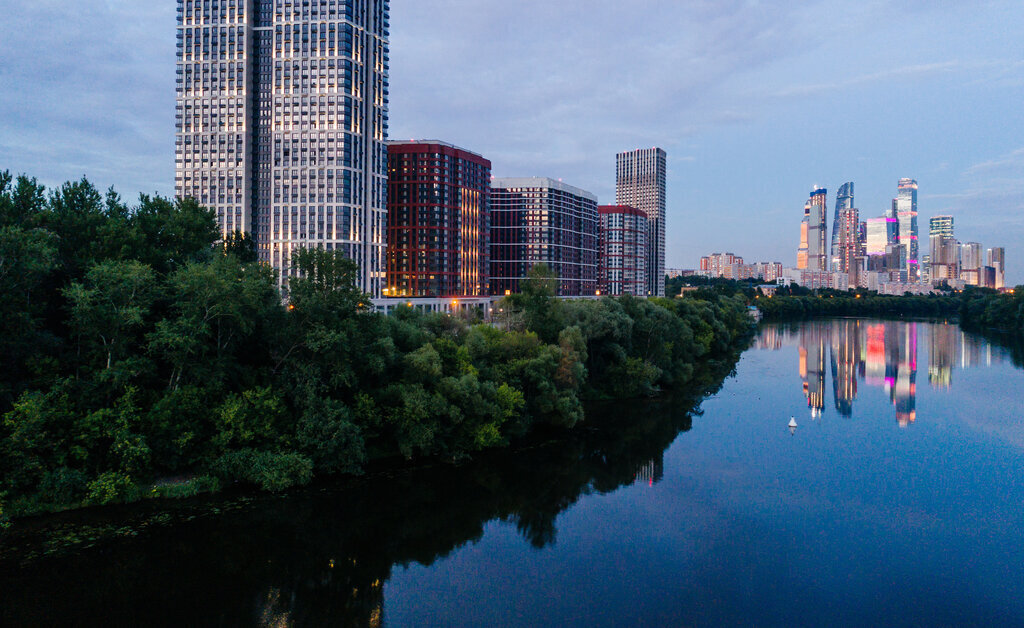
[771,62,963,99]
[0,3,175,195]
[388,0,815,197]
[964,147,1024,176]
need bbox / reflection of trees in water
[1,359,739,627]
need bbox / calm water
[3,319,1024,626]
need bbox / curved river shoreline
[3,319,1024,626]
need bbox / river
[3,319,1024,626]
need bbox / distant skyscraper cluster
[783,179,1007,292]
[174,0,668,301]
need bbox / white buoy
[788,417,798,429]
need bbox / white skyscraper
[616,148,667,297]
[175,0,390,296]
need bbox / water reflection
[0,371,730,626]
[758,320,1011,426]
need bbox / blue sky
[1,0,1022,281]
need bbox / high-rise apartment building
[385,141,490,298]
[598,206,647,296]
[175,0,390,296]
[830,182,854,271]
[806,188,828,271]
[891,179,920,282]
[490,177,599,297]
[616,148,667,297]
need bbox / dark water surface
[3,319,1024,626]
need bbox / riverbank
[1,174,754,523]
[0,347,743,563]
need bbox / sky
[1,0,1022,282]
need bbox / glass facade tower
[806,188,828,272]
[891,178,919,283]
[176,0,390,296]
[830,182,854,272]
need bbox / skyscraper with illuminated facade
[616,148,667,297]
[892,178,919,283]
[175,0,390,296]
[385,141,490,298]
[830,182,854,271]
[805,188,828,271]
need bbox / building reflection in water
[766,321,1005,426]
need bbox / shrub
[86,471,137,505]
[38,467,89,506]
[211,450,313,492]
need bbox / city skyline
[2,2,1023,282]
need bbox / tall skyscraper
[490,177,599,297]
[891,179,920,282]
[598,205,647,296]
[175,0,391,296]
[806,188,828,271]
[385,141,491,298]
[929,215,957,284]
[837,206,860,284]
[830,182,854,272]
[616,148,667,297]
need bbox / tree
[65,260,157,372]
[223,230,258,263]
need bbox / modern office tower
[490,177,599,297]
[988,247,1006,289]
[961,241,983,285]
[865,216,898,255]
[175,0,391,296]
[929,215,956,283]
[830,182,854,271]
[891,179,920,282]
[616,148,667,297]
[865,216,898,272]
[385,141,491,298]
[598,205,647,296]
[836,207,860,277]
[797,206,810,269]
[885,243,908,280]
[806,188,828,271]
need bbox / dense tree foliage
[756,292,962,320]
[0,172,752,519]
